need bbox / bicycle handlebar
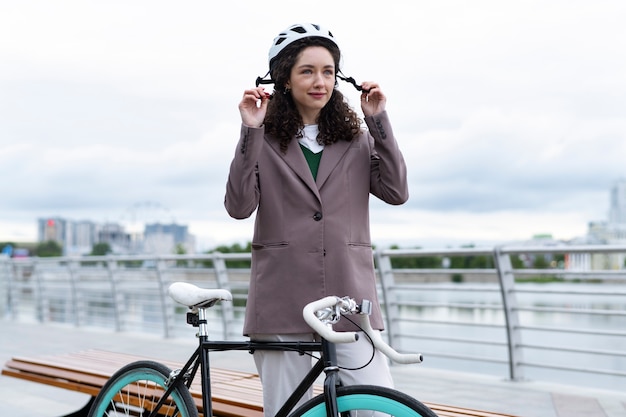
[302,296,423,364]
[302,296,360,343]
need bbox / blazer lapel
[265,135,356,197]
[316,139,353,189]
[265,136,320,198]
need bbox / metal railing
[1,245,625,392]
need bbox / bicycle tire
[290,385,438,417]
[87,360,198,417]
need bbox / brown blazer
[225,111,408,335]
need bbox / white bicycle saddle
[168,282,232,308]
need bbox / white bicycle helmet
[256,23,366,93]
[268,23,338,68]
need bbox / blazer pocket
[347,242,372,249]
[252,241,289,250]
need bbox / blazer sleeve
[224,124,266,219]
[364,111,409,205]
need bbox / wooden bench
[2,349,517,417]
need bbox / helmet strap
[255,71,275,87]
[337,71,369,93]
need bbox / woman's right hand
[238,87,270,128]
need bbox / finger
[360,81,379,92]
[260,91,272,101]
[243,88,266,100]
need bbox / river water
[395,282,626,391]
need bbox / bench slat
[2,349,516,417]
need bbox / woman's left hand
[360,82,386,117]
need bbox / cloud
[1,0,625,248]
[404,106,624,218]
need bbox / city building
[68,220,98,255]
[38,217,68,245]
[37,217,195,256]
[38,217,127,255]
[587,179,626,244]
[98,222,131,254]
[579,179,626,269]
[143,223,196,255]
[609,179,626,225]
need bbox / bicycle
[88,281,438,417]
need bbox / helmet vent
[267,23,338,70]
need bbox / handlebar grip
[358,314,423,364]
[303,296,358,343]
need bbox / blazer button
[313,212,323,221]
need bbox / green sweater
[300,144,323,180]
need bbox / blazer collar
[265,135,354,197]
[316,138,352,189]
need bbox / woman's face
[286,46,336,124]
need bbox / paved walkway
[1,320,625,417]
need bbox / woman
[225,23,409,416]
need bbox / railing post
[493,247,524,381]
[67,259,80,326]
[32,259,46,323]
[6,259,26,320]
[106,257,123,332]
[155,257,174,338]
[375,250,401,352]
[0,257,12,318]
[212,253,235,340]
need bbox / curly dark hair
[264,37,362,153]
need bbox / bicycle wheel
[290,385,438,417]
[88,360,198,417]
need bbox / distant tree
[35,240,63,257]
[467,255,493,269]
[451,273,464,283]
[449,255,473,268]
[174,243,188,266]
[444,244,497,269]
[511,255,525,269]
[388,245,442,269]
[415,255,443,268]
[90,242,111,256]
[532,255,550,269]
[553,253,565,268]
[203,242,252,268]
[174,243,187,255]
[213,242,252,253]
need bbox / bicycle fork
[274,338,342,417]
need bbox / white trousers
[251,332,394,417]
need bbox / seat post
[197,307,213,417]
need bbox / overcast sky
[1,0,625,251]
